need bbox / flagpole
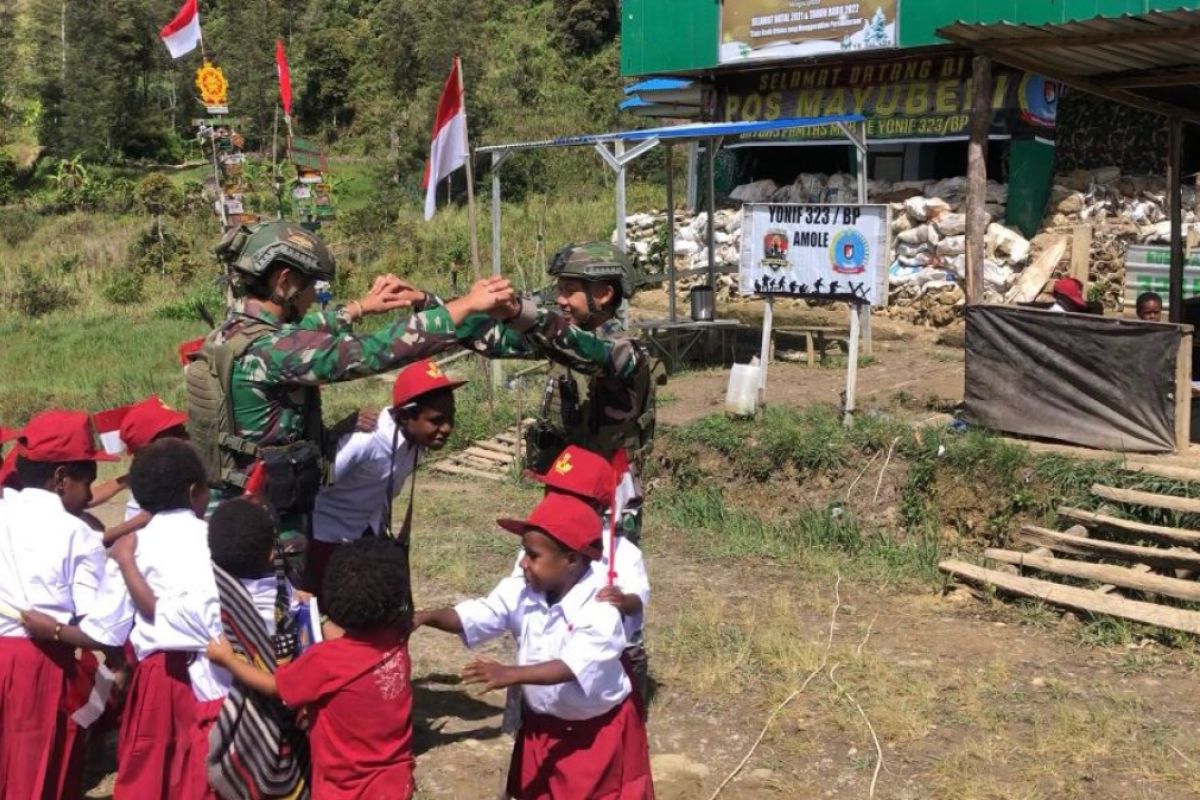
[271,104,281,219]
[458,56,483,281]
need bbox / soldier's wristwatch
[335,304,356,327]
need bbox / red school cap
[497,492,603,561]
[391,359,467,409]
[530,445,615,507]
[1052,277,1087,309]
[16,410,119,464]
[120,395,189,454]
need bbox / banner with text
[720,0,898,65]
[722,53,1059,142]
[740,203,889,306]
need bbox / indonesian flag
[159,0,202,59]
[276,39,293,120]
[66,651,116,729]
[422,56,469,221]
[92,404,134,456]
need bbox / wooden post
[463,148,483,280]
[705,139,717,293]
[965,54,993,305]
[615,140,627,255]
[758,295,774,408]
[1168,117,1184,323]
[666,143,677,323]
[1070,225,1092,284]
[844,302,860,426]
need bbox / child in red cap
[89,395,190,520]
[0,410,116,799]
[503,444,650,729]
[415,492,654,800]
[306,358,465,596]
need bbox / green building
[621,1,1200,235]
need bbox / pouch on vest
[260,441,323,515]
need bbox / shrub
[135,173,183,217]
[0,206,40,247]
[9,264,75,317]
[102,271,145,305]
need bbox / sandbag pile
[618,167,1195,326]
[1032,167,1200,310]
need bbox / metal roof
[938,9,1200,124]
[476,115,865,153]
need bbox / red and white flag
[159,0,202,59]
[92,404,134,456]
[276,39,293,120]
[422,56,469,221]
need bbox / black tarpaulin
[964,305,1185,453]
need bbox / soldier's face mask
[555,278,614,330]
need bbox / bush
[9,264,75,317]
[102,271,145,305]
[154,282,224,323]
[135,173,183,217]
[0,153,16,205]
[0,206,40,247]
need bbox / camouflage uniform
[206,297,461,554]
[455,244,656,543]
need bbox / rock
[633,240,650,257]
[674,239,700,257]
[984,260,1015,292]
[690,212,709,241]
[1056,193,1085,215]
[1091,166,1122,185]
[934,213,966,236]
[925,177,967,199]
[891,213,914,234]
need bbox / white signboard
[739,203,889,306]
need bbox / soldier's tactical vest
[525,350,666,474]
[185,320,325,510]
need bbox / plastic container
[725,359,761,417]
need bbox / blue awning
[623,78,692,96]
[477,115,865,153]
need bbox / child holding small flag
[415,492,654,800]
[0,411,114,799]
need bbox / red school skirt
[114,651,218,800]
[0,637,79,800]
[507,695,655,800]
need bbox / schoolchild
[0,410,113,799]
[416,492,654,800]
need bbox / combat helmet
[548,242,636,300]
[215,221,336,282]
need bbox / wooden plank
[1017,524,1200,571]
[465,446,513,464]
[984,549,1200,603]
[1091,483,1200,515]
[457,454,503,471]
[433,462,504,482]
[1006,237,1068,303]
[1175,327,1193,452]
[473,439,517,456]
[1070,225,1092,284]
[1056,505,1200,547]
[939,559,1200,635]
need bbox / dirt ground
[83,308,1200,799]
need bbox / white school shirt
[455,565,630,721]
[312,409,419,544]
[509,529,649,643]
[126,510,225,702]
[78,498,145,647]
[0,488,105,639]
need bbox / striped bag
[207,564,310,799]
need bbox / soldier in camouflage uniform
[452,241,662,731]
[185,222,514,585]
[457,242,659,541]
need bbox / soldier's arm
[262,282,514,385]
[460,299,641,379]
